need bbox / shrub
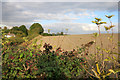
[27,33,39,40]
[29,23,44,34]
[2,46,39,79]
[9,36,25,44]
[41,33,51,36]
[19,25,28,36]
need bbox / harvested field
[29,33,118,58]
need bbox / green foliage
[37,53,64,79]
[9,36,25,44]
[2,46,39,79]
[19,25,28,36]
[4,26,7,30]
[2,29,10,34]
[15,31,26,37]
[93,33,99,37]
[10,26,19,32]
[105,15,114,19]
[29,23,44,34]
[2,14,119,79]
[58,56,85,78]
[2,42,86,79]
[10,26,26,37]
[28,23,44,40]
[92,18,106,25]
[90,15,120,79]
[52,33,56,36]
[48,29,50,34]
[60,32,64,35]
[41,32,64,36]
[27,33,39,40]
[41,33,51,36]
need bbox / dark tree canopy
[4,26,7,30]
[29,23,44,34]
[27,23,44,40]
[61,32,64,35]
[19,25,28,36]
[11,26,19,31]
[10,26,26,37]
[3,26,10,33]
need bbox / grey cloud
[1,2,118,34]
[2,2,118,22]
[0,2,2,24]
[2,0,120,2]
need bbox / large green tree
[10,26,26,37]
[10,26,19,35]
[19,25,28,36]
[29,23,44,34]
[28,23,44,40]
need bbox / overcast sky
[0,0,119,34]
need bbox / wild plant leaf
[104,59,109,61]
[113,56,116,60]
[93,33,99,37]
[103,72,112,79]
[30,52,32,57]
[104,26,110,31]
[20,53,23,58]
[96,63,101,75]
[92,69,100,79]
[92,21,96,23]
[112,52,120,55]
[95,18,102,21]
[100,22,107,24]
[114,69,120,73]
[105,15,108,17]
[95,17,98,20]
[107,57,111,60]
[110,25,115,28]
[109,69,115,74]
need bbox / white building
[5,32,16,38]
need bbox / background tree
[19,25,28,36]
[48,29,50,34]
[10,26,26,37]
[10,26,19,34]
[28,23,44,40]
[29,23,44,34]
[4,26,7,30]
[61,32,63,35]
[3,26,10,33]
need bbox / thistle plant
[93,32,99,61]
[92,18,106,35]
[92,18,107,71]
[104,15,115,59]
[81,15,120,79]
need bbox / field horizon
[28,33,118,53]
